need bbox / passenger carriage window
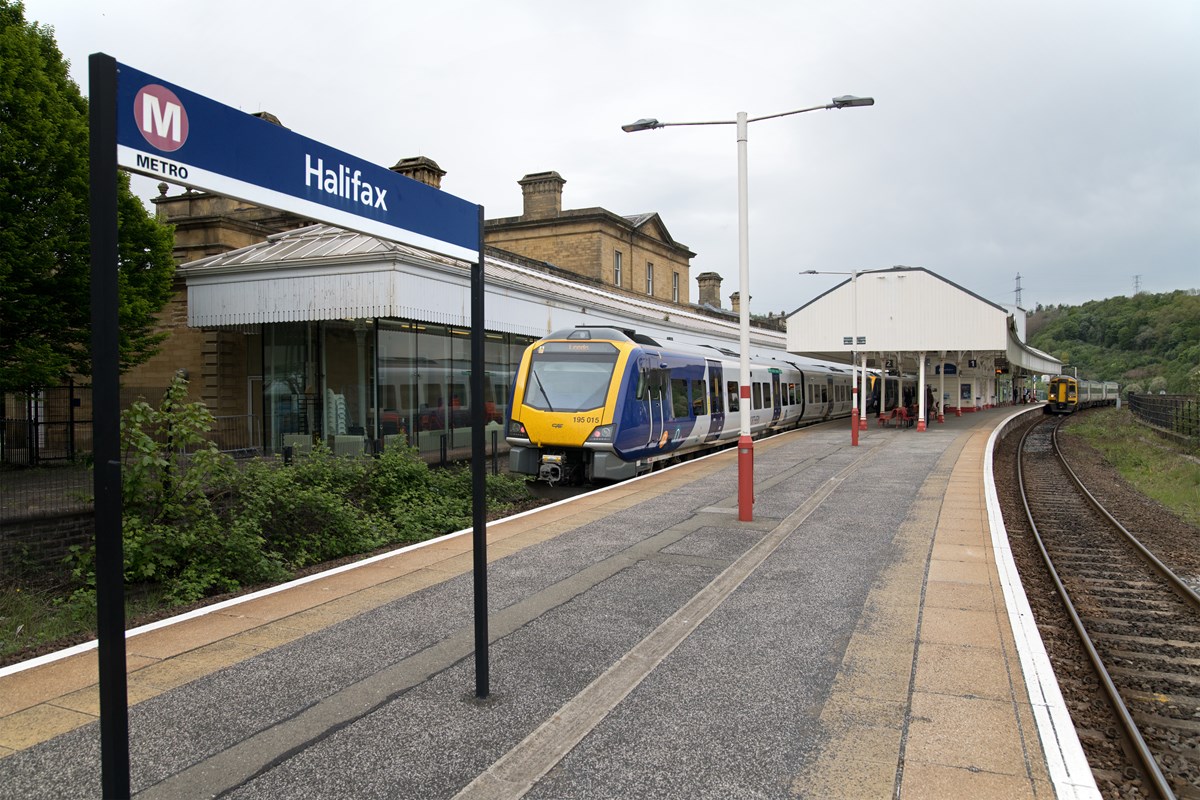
[690,379,706,415]
[727,380,739,412]
[671,377,690,418]
[752,383,762,410]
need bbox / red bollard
[738,435,754,522]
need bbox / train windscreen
[524,341,620,412]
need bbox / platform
[0,407,1101,798]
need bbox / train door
[823,376,835,419]
[771,370,782,425]
[705,360,724,443]
[638,355,668,449]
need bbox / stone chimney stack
[697,272,723,307]
[730,292,744,314]
[391,156,446,189]
[519,171,566,219]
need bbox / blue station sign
[115,62,479,260]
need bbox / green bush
[68,384,537,607]
[229,449,392,568]
[69,377,288,604]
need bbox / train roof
[538,325,858,376]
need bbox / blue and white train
[506,326,856,485]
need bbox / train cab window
[637,367,670,402]
[525,341,620,412]
[671,377,690,418]
[727,380,739,412]
[690,379,707,415]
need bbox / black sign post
[471,207,489,698]
[88,52,131,800]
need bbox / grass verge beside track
[1063,406,1200,528]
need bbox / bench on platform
[877,407,915,428]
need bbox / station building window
[614,250,623,287]
[646,262,654,295]
[262,319,535,457]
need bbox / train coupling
[538,453,566,486]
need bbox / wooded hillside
[1026,290,1199,393]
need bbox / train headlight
[508,420,527,438]
[588,424,614,443]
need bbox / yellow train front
[1044,374,1080,414]
[506,327,643,485]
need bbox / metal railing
[1,382,92,466]
[1127,393,1200,446]
[1,395,264,521]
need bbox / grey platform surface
[0,409,1080,799]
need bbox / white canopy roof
[180,224,790,355]
[786,266,1061,376]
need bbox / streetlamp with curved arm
[801,269,869,445]
[622,96,874,521]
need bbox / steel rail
[1017,416,1175,800]
[1050,422,1200,611]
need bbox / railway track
[1017,415,1200,799]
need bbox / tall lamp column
[623,95,874,520]
[801,268,866,446]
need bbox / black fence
[1,384,265,522]
[1127,393,1200,446]
[1,382,93,467]
[2,385,266,466]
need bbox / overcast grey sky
[26,0,1199,315]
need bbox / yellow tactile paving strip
[791,424,1053,799]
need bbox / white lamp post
[801,269,867,445]
[623,96,874,521]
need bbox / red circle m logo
[133,84,189,152]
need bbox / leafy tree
[1029,290,1200,393]
[0,1,175,388]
